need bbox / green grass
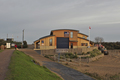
[0,50,3,52]
[5,50,62,80]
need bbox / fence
[81,47,98,53]
[35,47,98,56]
[108,50,120,56]
[44,53,104,66]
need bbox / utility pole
[22,29,24,48]
[88,26,91,48]
[7,34,8,38]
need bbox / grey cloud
[0,0,120,43]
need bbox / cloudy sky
[0,0,120,44]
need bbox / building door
[57,37,69,48]
[71,43,73,49]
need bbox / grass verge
[0,50,3,52]
[5,50,62,80]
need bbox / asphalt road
[43,61,95,80]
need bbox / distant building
[34,29,94,50]
[6,38,14,42]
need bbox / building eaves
[78,37,89,41]
[51,29,79,32]
[78,37,94,43]
[78,33,88,37]
[39,35,55,40]
[34,35,55,42]
[50,29,79,35]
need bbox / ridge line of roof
[78,33,88,37]
[34,35,55,42]
[51,29,79,32]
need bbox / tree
[0,39,6,45]
[95,37,104,44]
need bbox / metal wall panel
[57,37,69,48]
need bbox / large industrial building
[34,29,94,50]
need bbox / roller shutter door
[57,37,69,48]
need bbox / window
[41,40,44,45]
[42,40,44,43]
[81,43,84,46]
[70,32,73,38]
[83,36,85,38]
[85,43,88,46]
[64,32,69,37]
[49,39,52,46]
[81,43,87,46]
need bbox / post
[79,56,81,66]
[87,57,89,63]
[23,29,24,45]
[64,54,66,62]
[22,29,24,48]
[58,53,60,62]
[88,26,91,48]
[54,54,56,61]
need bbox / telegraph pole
[22,29,24,48]
[89,26,91,48]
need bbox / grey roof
[78,37,89,41]
[51,29,79,32]
[34,35,55,42]
[78,33,88,37]
[78,37,94,43]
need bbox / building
[34,29,94,50]
[6,38,14,42]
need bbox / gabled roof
[78,37,89,41]
[34,35,55,42]
[78,33,88,37]
[51,29,79,32]
[78,37,94,43]
[50,29,79,35]
[39,35,55,40]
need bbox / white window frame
[70,32,73,38]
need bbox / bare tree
[95,37,104,44]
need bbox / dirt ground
[66,54,120,79]
[20,49,120,79]
[0,50,14,80]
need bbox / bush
[44,55,49,58]
[65,53,78,59]
[74,54,78,58]
[82,52,85,55]
[87,49,102,57]
[90,52,97,57]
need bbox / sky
[0,0,120,44]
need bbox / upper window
[41,40,44,43]
[70,32,73,38]
[64,32,69,37]
[41,40,44,45]
[83,36,85,38]
[49,39,52,46]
